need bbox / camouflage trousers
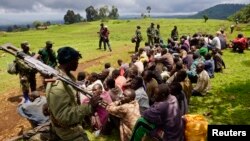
[19,73,36,93]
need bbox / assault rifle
[0,43,107,106]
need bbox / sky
[0,0,249,25]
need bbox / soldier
[16,41,37,102]
[146,23,155,46]
[134,25,143,52]
[103,25,112,52]
[154,24,161,44]
[171,25,179,41]
[98,23,105,50]
[38,41,57,68]
[46,46,100,141]
[38,41,57,89]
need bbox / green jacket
[46,71,92,141]
[38,48,57,68]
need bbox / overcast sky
[0,0,249,25]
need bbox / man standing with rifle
[46,46,101,141]
[16,41,37,102]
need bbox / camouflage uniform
[147,23,155,46]
[16,51,37,100]
[154,25,160,44]
[135,26,143,52]
[46,70,92,141]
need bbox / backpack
[7,61,17,75]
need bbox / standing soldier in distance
[147,23,155,46]
[38,41,57,89]
[154,24,161,45]
[171,25,179,41]
[98,23,105,50]
[38,41,57,68]
[135,25,143,52]
[103,25,112,52]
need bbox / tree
[228,4,250,23]
[85,6,99,21]
[146,6,151,17]
[203,15,208,23]
[108,5,119,19]
[99,5,109,19]
[64,10,82,24]
[32,21,42,28]
[64,10,76,24]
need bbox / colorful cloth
[107,100,141,141]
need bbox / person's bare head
[117,59,123,66]
[196,63,205,74]
[92,83,103,96]
[122,88,136,103]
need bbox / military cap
[46,40,54,45]
[57,47,82,64]
[21,41,30,47]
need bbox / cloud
[0,0,248,25]
[0,0,249,13]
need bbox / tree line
[228,4,250,23]
[64,5,119,24]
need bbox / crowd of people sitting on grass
[14,25,250,141]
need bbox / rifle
[0,43,107,107]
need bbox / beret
[57,46,82,64]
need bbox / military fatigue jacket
[46,70,92,141]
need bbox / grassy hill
[0,19,250,140]
[188,4,246,19]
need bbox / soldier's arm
[48,83,92,126]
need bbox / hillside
[188,4,246,19]
[0,19,250,140]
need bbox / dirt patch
[0,53,112,141]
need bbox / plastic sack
[184,114,208,141]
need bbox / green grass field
[0,19,250,140]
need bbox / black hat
[137,26,141,29]
[46,40,54,45]
[57,47,82,64]
[151,23,154,25]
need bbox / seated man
[91,84,112,136]
[17,91,49,127]
[106,89,141,141]
[130,84,184,141]
[192,63,211,96]
[232,33,247,53]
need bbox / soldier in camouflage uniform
[16,41,37,102]
[38,41,57,68]
[46,47,100,141]
[154,24,161,44]
[135,26,143,52]
[146,23,155,46]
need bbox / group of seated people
[17,30,229,140]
